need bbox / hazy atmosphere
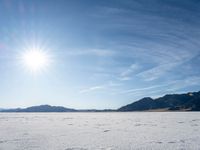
[0,0,200,109]
[1,1,200,150]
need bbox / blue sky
[0,0,200,109]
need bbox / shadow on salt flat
[152,139,185,145]
[63,117,73,120]
[155,141,163,144]
[191,119,200,122]
[103,130,110,132]
[191,124,199,126]
[96,124,106,126]
[65,147,115,150]
[168,141,176,144]
[134,123,157,127]
[23,133,29,136]
[0,140,7,144]
[65,148,87,150]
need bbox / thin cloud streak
[120,76,200,99]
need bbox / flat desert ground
[0,112,200,150]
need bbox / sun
[21,49,50,73]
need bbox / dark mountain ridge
[118,91,200,111]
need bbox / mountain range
[118,91,200,111]
[1,91,200,112]
[0,105,77,112]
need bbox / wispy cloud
[120,76,200,99]
[79,81,122,94]
[76,1,200,106]
[121,83,172,95]
[136,49,199,81]
[91,1,200,83]
[79,85,105,94]
[64,48,115,57]
[119,63,140,80]
[136,62,179,81]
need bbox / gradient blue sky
[0,0,200,109]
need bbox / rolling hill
[0,105,77,112]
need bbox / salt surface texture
[0,112,200,150]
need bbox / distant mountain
[1,105,77,112]
[0,105,115,112]
[118,91,200,111]
[1,91,200,112]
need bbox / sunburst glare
[20,46,51,74]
